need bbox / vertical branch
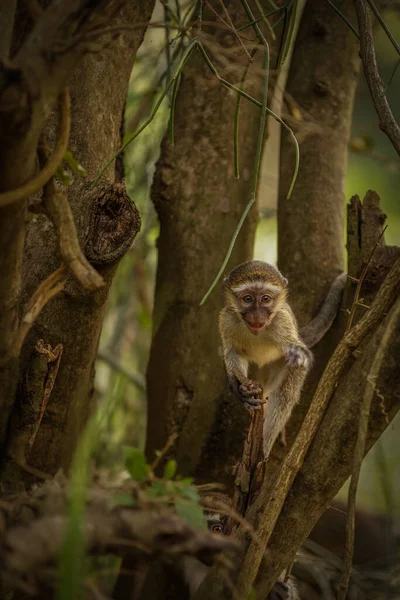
[338,297,400,600]
[354,0,400,157]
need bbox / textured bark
[269,0,361,463]
[1,0,154,482]
[0,0,126,448]
[146,2,266,483]
[278,0,360,320]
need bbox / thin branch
[338,296,400,600]
[364,0,400,56]
[218,0,254,59]
[354,0,400,158]
[150,433,178,471]
[322,0,359,39]
[96,351,146,392]
[12,266,67,357]
[43,179,104,291]
[0,89,71,206]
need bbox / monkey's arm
[300,272,347,348]
[219,309,266,410]
[270,307,313,369]
[223,347,266,410]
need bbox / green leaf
[163,459,177,480]
[147,481,168,498]
[110,493,135,508]
[179,477,194,484]
[175,499,207,530]
[123,446,148,482]
[179,482,200,502]
[64,150,88,177]
[55,166,72,187]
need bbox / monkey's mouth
[246,322,266,335]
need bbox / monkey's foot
[285,344,313,369]
[268,580,289,600]
[238,381,265,411]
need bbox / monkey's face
[233,286,278,335]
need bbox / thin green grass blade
[234,48,258,179]
[169,72,182,147]
[323,0,359,39]
[58,377,124,600]
[365,0,400,56]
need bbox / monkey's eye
[261,294,272,303]
[242,295,253,304]
[211,524,224,534]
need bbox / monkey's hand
[285,344,313,369]
[268,580,289,600]
[238,379,266,411]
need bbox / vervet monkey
[182,492,299,600]
[219,261,346,458]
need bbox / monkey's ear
[282,277,288,287]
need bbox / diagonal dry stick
[12,265,67,357]
[43,179,104,291]
[345,225,387,333]
[337,296,400,599]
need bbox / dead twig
[217,0,254,61]
[338,296,400,599]
[354,0,400,157]
[27,340,63,453]
[151,433,179,472]
[12,266,67,357]
[43,179,104,290]
[345,226,387,332]
[0,88,71,206]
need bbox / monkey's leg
[262,368,307,459]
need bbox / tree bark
[270,0,361,462]
[146,2,267,483]
[0,0,125,449]
[1,0,155,482]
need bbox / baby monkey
[219,260,346,459]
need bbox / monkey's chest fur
[235,327,287,395]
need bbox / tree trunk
[1,0,155,483]
[272,0,361,460]
[146,1,266,483]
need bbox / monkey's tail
[299,272,347,348]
